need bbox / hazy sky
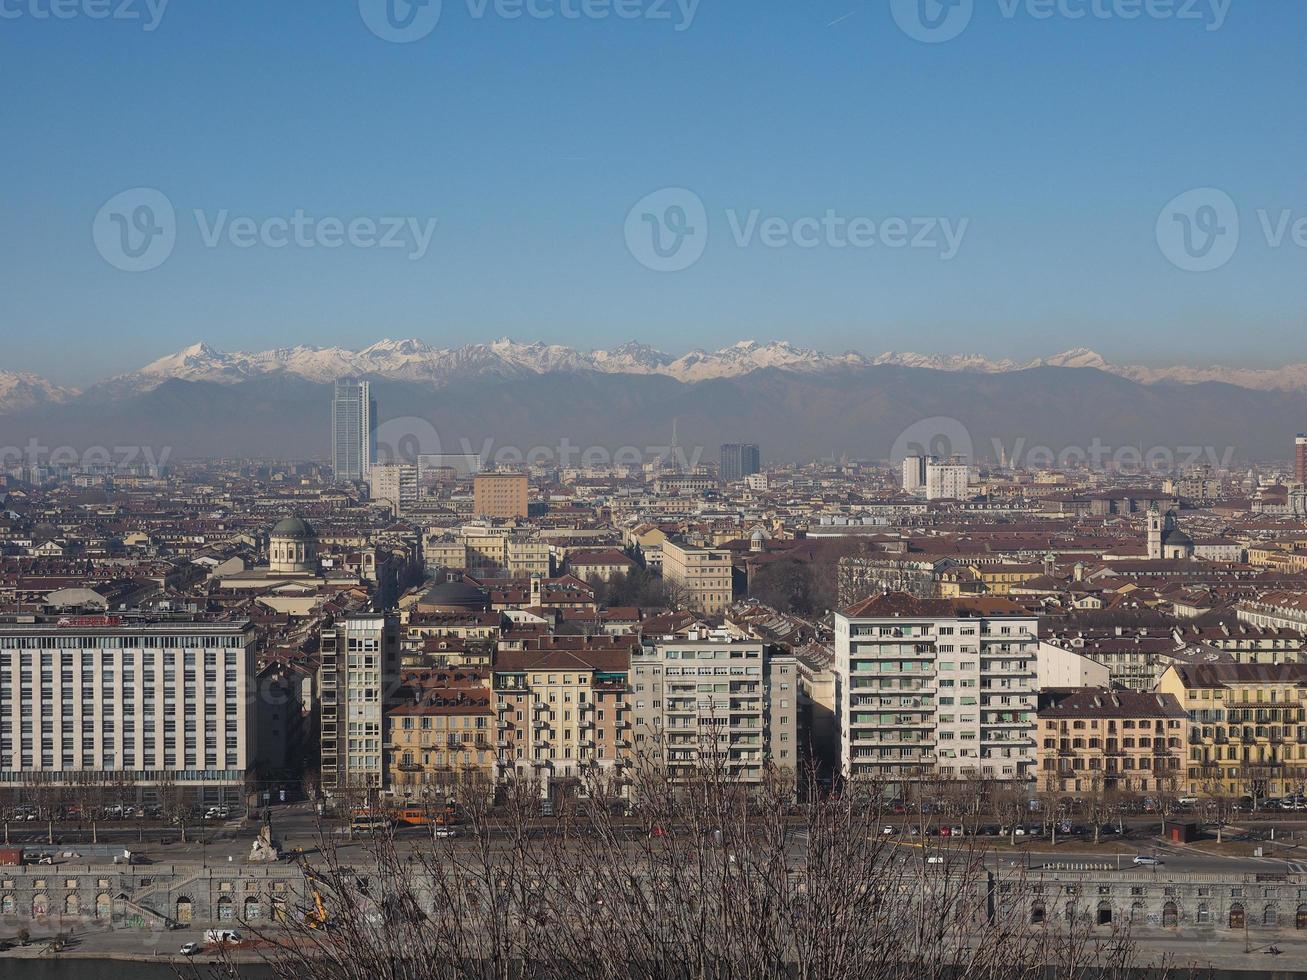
[3,0,1305,385]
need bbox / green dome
[270,517,316,539]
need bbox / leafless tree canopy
[227,763,1197,980]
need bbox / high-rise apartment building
[834,593,1039,794]
[719,443,761,483]
[369,463,419,515]
[1296,434,1307,486]
[630,633,797,793]
[901,455,928,494]
[473,472,529,519]
[925,460,969,501]
[319,614,401,795]
[331,378,376,483]
[0,620,257,806]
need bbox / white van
[204,929,242,945]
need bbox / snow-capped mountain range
[0,372,78,413]
[6,338,1307,413]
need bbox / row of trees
[222,756,1211,980]
[0,771,202,845]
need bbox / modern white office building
[0,619,257,805]
[368,462,419,515]
[833,593,1038,795]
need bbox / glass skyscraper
[332,378,376,482]
[719,443,761,482]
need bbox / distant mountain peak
[0,371,78,414]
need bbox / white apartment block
[630,633,797,792]
[834,594,1038,795]
[320,614,401,795]
[925,461,969,501]
[901,455,927,494]
[0,620,257,805]
[369,463,419,515]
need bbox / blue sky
[2,0,1305,385]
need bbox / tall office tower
[319,614,401,796]
[332,379,376,483]
[901,455,928,493]
[720,443,761,482]
[1296,435,1307,486]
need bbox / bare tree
[156,773,189,844]
[1082,772,1111,844]
[222,756,1193,980]
[1241,764,1276,813]
[992,780,1032,846]
[1199,764,1236,843]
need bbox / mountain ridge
[0,364,1300,464]
[7,337,1307,417]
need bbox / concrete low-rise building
[660,538,734,615]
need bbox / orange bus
[393,805,460,827]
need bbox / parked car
[204,929,242,945]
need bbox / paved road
[14,803,1307,877]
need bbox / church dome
[271,517,316,540]
[268,517,319,575]
[1163,528,1194,548]
[417,580,490,613]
